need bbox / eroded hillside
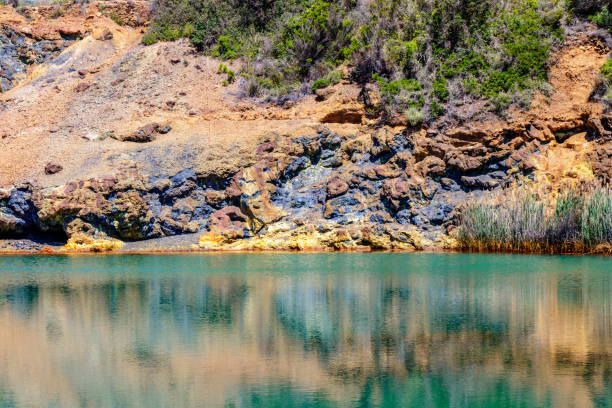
[0,2,611,252]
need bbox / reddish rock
[315,87,335,101]
[209,206,248,231]
[74,82,90,93]
[326,176,349,198]
[373,164,401,179]
[382,178,411,201]
[255,141,275,155]
[110,77,125,86]
[97,29,113,41]
[416,156,446,177]
[121,123,160,142]
[225,180,242,200]
[44,162,63,175]
[320,107,362,124]
[205,190,226,207]
[445,151,483,172]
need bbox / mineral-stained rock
[120,123,160,142]
[320,107,363,124]
[236,166,284,231]
[315,87,335,101]
[74,82,90,93]
[445,151,483,172]
[460,175,499,189]
[62,234,124,252]
[416,156,446,177]
[44,162,63,175]
[586,144,612,182]
[326,176,349,198]
[0,123,552,252]
[0,184,39,235]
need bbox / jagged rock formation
[0,2,610,252]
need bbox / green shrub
[142,32,159,46]
[404,107,424,126]
[601,60,612,82]
[326,70,344,85]
[312,78,331,91]
[217,63,235,84]
[591,6,612,29]
[211,35,238,60]
[312,70,344,92]
[109,12,124,26]
[144,0,565,118]
[432,76,449,102]
[226,69,236,83]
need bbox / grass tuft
[458,185,612,253]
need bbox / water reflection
[0,254,609,407]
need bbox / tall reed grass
[458,186,612,253]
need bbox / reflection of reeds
[458,185,612,253]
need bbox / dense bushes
[458,186,612,253]
[145,0,566,121]
[568,0,612,16]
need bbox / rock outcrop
[1,118,597,251]
[0,2,610,252]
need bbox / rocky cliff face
[0,2,610,252]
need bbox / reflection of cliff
[0,259,610,407]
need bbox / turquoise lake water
[0,253,610,407]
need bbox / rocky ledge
[1,110,609,252]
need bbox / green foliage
[374,73,423,103]
[227,70,236,83]
[211,35,238,60]
[602,60,612,82]
[217,63,235,85]
[312,78,330,91]
[459,187,612,253]
[432,76,449,102]
[590,6,612,29]
[404,106,424,126]
[326,70,344,85]
[145,0,566,119]
[312,71,343,92]
[109,12,124,26]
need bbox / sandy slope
[0,2,370,188]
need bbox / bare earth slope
[0,3,611,252]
